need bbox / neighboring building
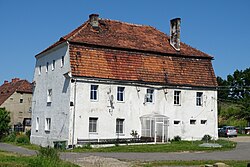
[31,14,218,147]
[0,78,32,132]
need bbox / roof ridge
[100,18,152,28]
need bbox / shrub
[15,134,30,144]
[38,146,59,161]
[202,134,212,142]
[25,130,31,140]
[172,136,181,142]
[3,132,17,142]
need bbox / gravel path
[1,136,250,167]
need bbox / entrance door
[156,122,164,143]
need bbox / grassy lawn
[136,160,249,167]
[0,150,78,167]
[71,139,236,153]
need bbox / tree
[0,108,11,139]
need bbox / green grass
[137,160,249,167]
[71,139,236,153]
[0,150,79,167]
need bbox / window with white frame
[46,62,49,72]
[89,117,98,133]
[90,85,98,100]
[146,89,154,103]
[116,119,124,134]
[45,118,51,131]
[36,117,39,132]
[117,87,125,102]
[174,91,181,105]
[190,119,196,125]
[47,89,52,103]
[39,65,41,75]
[52,60,55,71]
[201,120,207,124]
[61,56,65,67]
[196,92,203,106]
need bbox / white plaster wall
[73,79,218,144]
[30,43,72,147]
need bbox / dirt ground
[226,136,250,142]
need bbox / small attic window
[61,56,65,67]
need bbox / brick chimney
[170,18,181,51]
[4,80,8,84]
[89,14,99,28]
[11,78,20,83]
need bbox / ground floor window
[89,117,98,133]
[116,119,124,134]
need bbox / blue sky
[0,0,249,83]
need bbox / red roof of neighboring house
[0,79,32,105]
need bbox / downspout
[71,78,77,147]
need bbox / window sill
[174,104,181,106]
[117,101,125,103]
[116,133,125,136]
[89,132,98,135]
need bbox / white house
[30,14,218,147]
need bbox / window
[47,89,52,103]
[117,87,125,102]
[20,99,23,103]
[174,91,181,105]
[45,118,51,131]
[116,119,124,134]
[146,89,154,103]
[174,120,181,125]
[190,119,196,125]
[36,117,39,131]
[52,60,55,70]
[39,65,41,75]
[89,118,98,133]
[46,62,49,72]
[201,120,207,124]
[90,85,98,100]
[61,56,65,67]
[196,92,203,106]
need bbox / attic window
[61,56,65,67]
[46,62,49,72]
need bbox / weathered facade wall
[30,43,72,147]
[72,79,218,143]
[1,92,32,128]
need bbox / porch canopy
[140,113,169,143]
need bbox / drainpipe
[71,78,77,147]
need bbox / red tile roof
[0,79,32,105]
[69,45,217,87]
[37,15,217,87]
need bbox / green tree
[0,108,11,139]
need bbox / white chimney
[170,18,181,51]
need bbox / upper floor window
[116,118,124,134]
[146,89,154,103]
[196,92,203,106]
[47,89,52,103]
[174,91,181,105]
[52,60,55,71]
[117,87,125,102]
[61,56,65,67]
[201,120,207,125]
[89,117,98,133]
[90,85,98,101]
[39,65,41,75]
[46,62,49,72]
[190,119,196,125]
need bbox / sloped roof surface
[62,19,212,58]
[0,79,32,105]
[69,45,217,87]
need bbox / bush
[3,132,17,142]
[202,134,212,142]
[25,130,31,139]
[15,134,30,144]
[38,146,59,161]
[172,136,181,142]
